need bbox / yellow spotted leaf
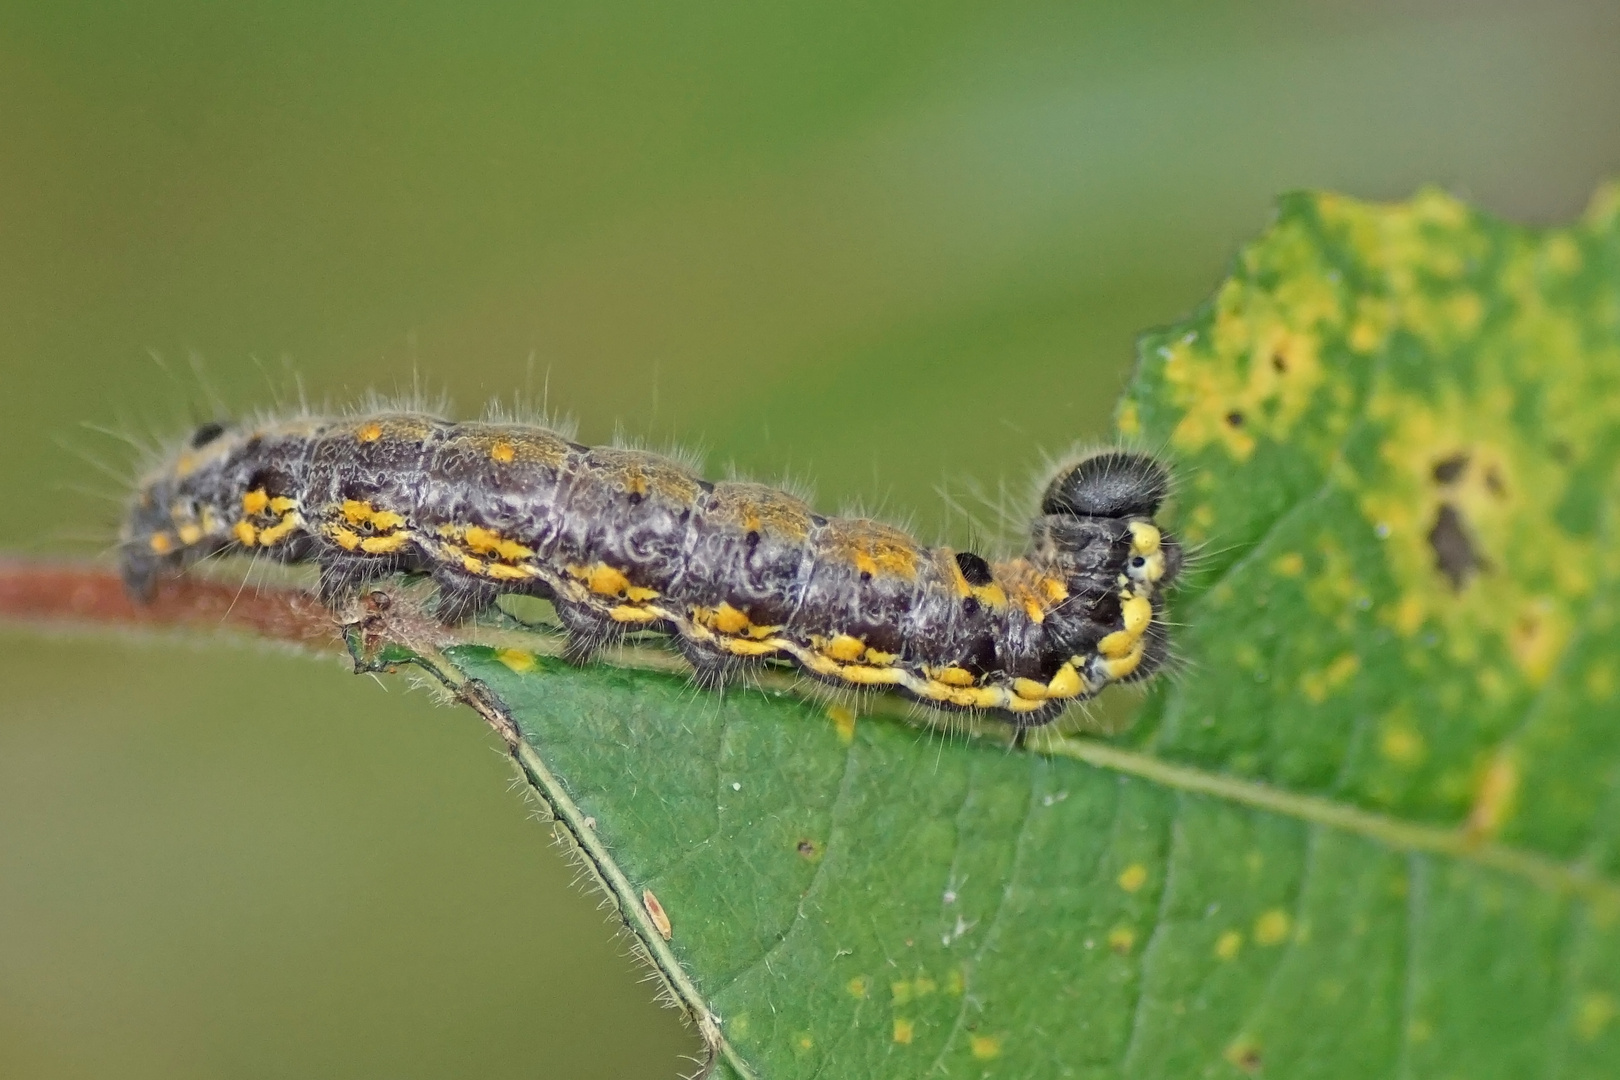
[359,186,1620,1080]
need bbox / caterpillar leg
[430,572,502,625]
[552,601,617,664]
[317,555,403,607]
[676,638,757,692]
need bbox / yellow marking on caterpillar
[268,496,298,514]
[1128,521,1167,583]
[970,582,1008,610]
[242,489,270,515]
[1013,678,1048,701]
[357,422,382,442]
[461,525,535,563]
[257,516,301,546]
[1100,639,1146,681]
[1121,593,1152,635]
[233,521,259,546]
[1037,575,1069,605]
[1046,662,1083,699]
[720,636,782,657]
[329,525,361,550]
[824,634,867,663]
[486,562,536,582]
[928,665,977,687]
[360,532,409,554]
[1099,595,1154,658]
[176,523,203,545]
[863,647,898,666]
[797,652,843,678]
[149,532,175,554]
[610,604,662,623]
[489,440,516,464]
[461,554,486,573]
[837,664,908,687]
[1015,585,1048,624]
[567,562,635,597]
[701,603,745,634]
[341,500,406,532]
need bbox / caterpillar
[120,411,1182,725]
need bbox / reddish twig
[0,560,341,649]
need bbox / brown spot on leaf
[797,839,820,859]
[1484,465,1507,498]
[1230,1045,1263,1074]
[1431,452,1470,485]
[1225,411,1245,428]
[1428,503,1489,590]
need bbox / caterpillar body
[120,412,1182,725]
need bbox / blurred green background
[2,2,1618,1076]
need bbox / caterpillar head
[119,420,242,599]
[1039,451,1182,590]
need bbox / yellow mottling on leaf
[1215,930,1244,960]
[1273,551,1305,577]
[1543,234,1583,275]
[890,981,912,1006]
[1466,751,1519,839]
[1162,225,1339,462]
[1107,926,1136,954]
[1117,863,1148,893]
[1578,992,1618,1041]
[846,976,869,999]
[827,703,857,744]
[1587,662,1616,701]
[1254,909,1291,946]
[495,649,536,673]
[796,1034,813,1052]
[1408,1018,1432,1044]
[1300,652,1360,703]
[1381,721,1426,768]
[946,968,965,996]
[1116,399,1141,437]
[1510,597,1572,686]
[892,1019,914,1045]
[970,1035,1001,1060]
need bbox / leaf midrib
[1029,730,1620,908]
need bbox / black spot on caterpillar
[120,411,1182,725]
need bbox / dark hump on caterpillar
[1041,450,1171,518]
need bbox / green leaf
[361,185,1620,1078]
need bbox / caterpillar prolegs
[120,412,1182,725]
